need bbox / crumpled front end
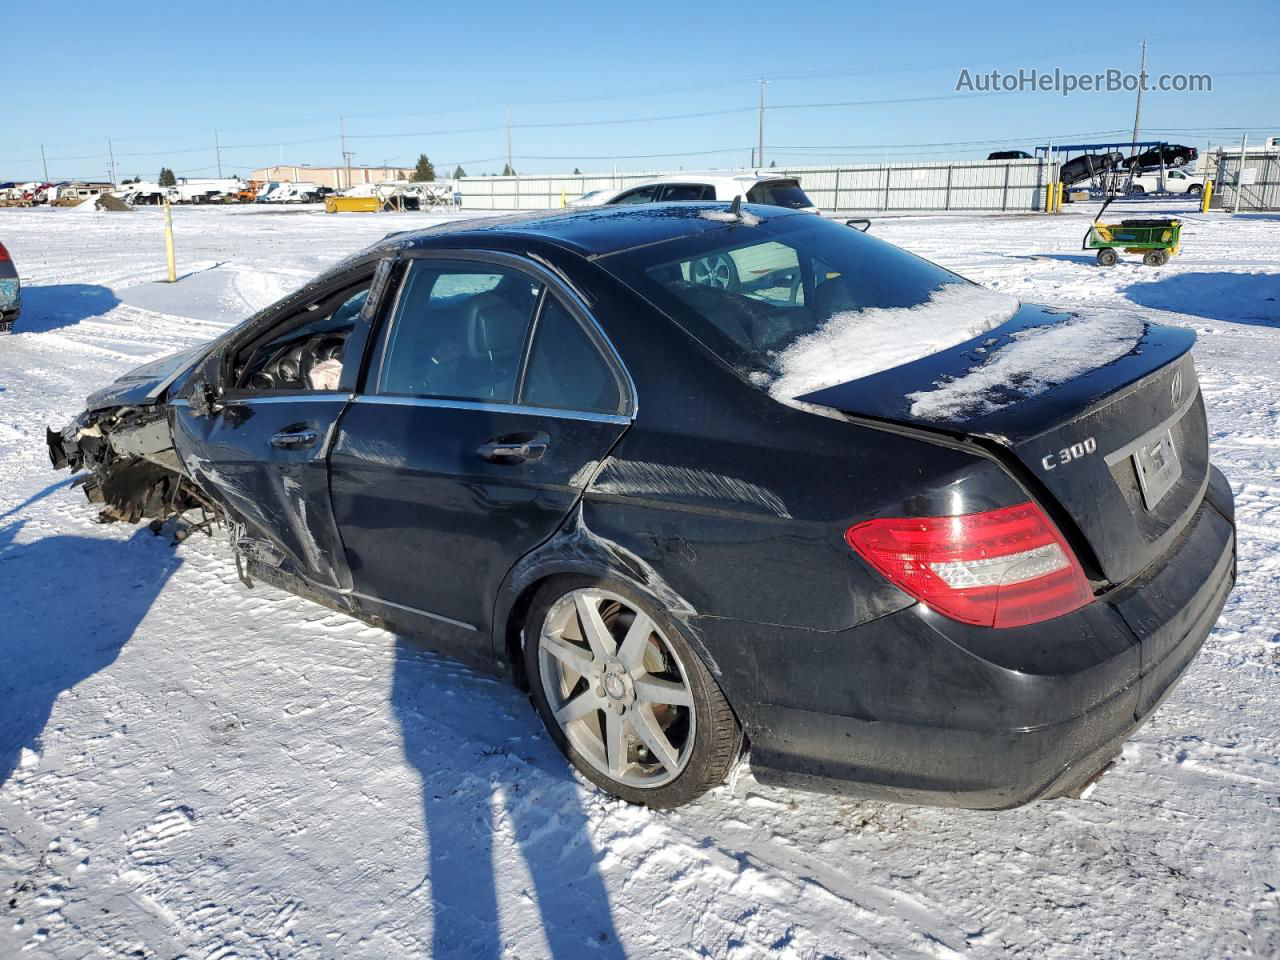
[48,404,213,527]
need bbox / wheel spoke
[555,689,602,726]
[541,631,594,674]
[574,592,616,661]
[605,710,627,777]
[615,612,654,672]
[630,705,680,772]
[633,674,693,708]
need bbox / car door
[328,252,634,640]
[171,260,389,591]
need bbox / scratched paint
[590,457,791,519]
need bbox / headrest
[465,293,527,357]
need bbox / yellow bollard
[1200,179,1214,213]
[561,190,567,208]
[1045,183,1053,213]
[163,200,177,283]
[1056,181,1064,212]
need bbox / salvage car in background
[1122,144,1198,170]
[0,241,20,333]
[49,204,1235,809]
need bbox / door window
[658,183,715,202]
[234,282,371,392]
[610,185,661,205]
[377,261,541,402]
[521,297,622,414]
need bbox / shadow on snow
[391,634,625,958]
[0,520,182,786]
[15,283,120,334]
[1125,271,1280,325]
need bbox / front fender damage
[47,405,215,528]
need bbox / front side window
[377,262,541,402]
[235,282,370,392]
[610,185,660,205]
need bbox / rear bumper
[703,469,1236,809]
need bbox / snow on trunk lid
[798,307,1208,586]
[764,283,1020,408]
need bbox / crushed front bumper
[702,468,1236,809]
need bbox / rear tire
[1130,185,1145,195]
[523,576,743,808]
[1189,184,1203,197]
[1143,250,1166,266]
[1097,248,1118,267]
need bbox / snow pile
[767,282,1019,403]
[701,209,761,226]
[908,309,1147,419]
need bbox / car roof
[622,172,798,189]
[382,202,807,258]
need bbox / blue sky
[3,0,1276,182]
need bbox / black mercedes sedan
[48,203,1236,809]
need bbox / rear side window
[745,179,814,209]
[522,298,621,414]
[659,183,716,202]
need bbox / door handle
[271,429,319,449]
[477,432,549,463]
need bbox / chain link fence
[1209,149,1280,212]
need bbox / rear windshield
[745,179,814,209]
[600,215,1019,400]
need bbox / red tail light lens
[0,243,9,262]
[846,502,1093,628]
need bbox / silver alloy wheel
[689,254,734,290]
[538,588,696,788]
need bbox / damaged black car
[49,204,1236,809]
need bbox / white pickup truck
[1129,168,1205,196]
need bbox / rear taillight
[0,243,9,262]
[846,502,1092,628]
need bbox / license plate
[1133,430,1181,509]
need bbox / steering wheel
[300,332,348,389]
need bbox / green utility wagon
[1084,218,1182,266]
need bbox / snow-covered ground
[1,202,1277,959]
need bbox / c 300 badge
[1042,438,1097,471]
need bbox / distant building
[249,164,415,190]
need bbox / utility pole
[214,129,222,179]
[757,78,767,170]
[40,144,48,181]
[107,138,117,187]
[1129,38,1147,161]
[505,105,513,174]
[339,116,347,190]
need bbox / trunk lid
[800,304,1207,586]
